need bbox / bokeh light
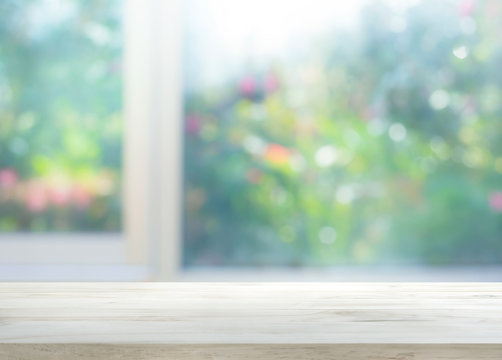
[183,0,502,266]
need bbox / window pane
[183,0,502,266]
[0,0,122,232]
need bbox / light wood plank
[2,344,502,360]
[1,283,501,359]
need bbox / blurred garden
[1,0,502,267]
[183,0,502,266]
[0,0,122,232]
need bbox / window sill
[180,266,502,282]
[0,233,125,264]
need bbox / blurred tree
[183,0,502,266]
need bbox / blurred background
[1,0,502,280]
[0,0,122,232]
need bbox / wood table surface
[1,282,501,359]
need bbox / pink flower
[25,182,48,213]
[186,114,201,135]
[0,168,19,188]
[239,76,257,96]
[72,185,92,208]
[489,191,502,212]
[458,0,476,16]
[263,74,279,93]
[50,187,72,207]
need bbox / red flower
[265,144,291,165]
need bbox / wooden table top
[1,282,502,344]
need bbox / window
[0,0,152,280]
[2,0,501,281]
[182,0,502,269]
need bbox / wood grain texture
[1,283,502,359]
[2,344,502,360]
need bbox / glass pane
[183,0,502,266]
[0,0,122,232]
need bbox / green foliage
[2,0,502,266]
[184,0,502,266]
[0,0,122,231]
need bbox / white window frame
[123,0,182,280]
[0,0,182,281]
